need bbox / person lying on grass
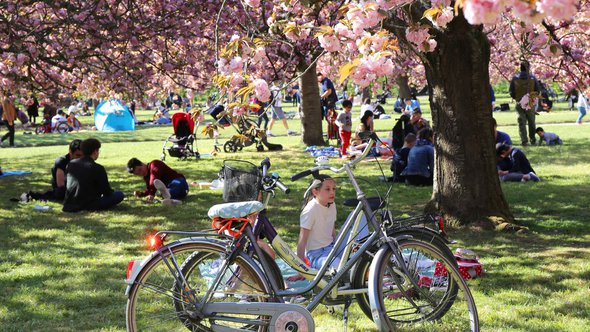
[127,157,188,206]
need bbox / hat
[126,158,143,173]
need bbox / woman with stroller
[127,158,188,206]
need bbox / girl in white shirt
[296,175,338,270]
[577,89,588,124]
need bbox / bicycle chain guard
[201,302,314,332]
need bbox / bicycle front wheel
[126,241,273,331]
[353,229,457,321]
[369,239,479,331]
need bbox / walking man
[509,61,542,146]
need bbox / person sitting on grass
[21,139,83,202]
[63,138,125,212]
[401,128,434,186]
[391,133,417,183]
[535,127,562,146]
[127,158,188,206]
[493,118,513,145]
[496,143,540,182]
[67,111,82,131]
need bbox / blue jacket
[401,139,434,178]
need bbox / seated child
[535,127,562,146]
[67,111,82,131]
[496,143,540,182]
[296,175,368,271]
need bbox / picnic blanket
[304,146,340,158]
[0,170,32,178]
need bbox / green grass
[1,94,589,331]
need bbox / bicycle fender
[367,245,396,332]
[124,237,229,297]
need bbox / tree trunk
[422,14,513,225]
[297,62,325,145]
[396,75,411,100]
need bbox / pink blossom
[537,0,578,21]
[253,78,271,102]
[435,8,454,28]
[230,74,244,86]
[463,0,501,25]
[318,34,341,52]
[244,0,260,8]
[228,56,244,73]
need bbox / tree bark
[297,62,325,145]
[420,15,514,225]
[396,75,411,100]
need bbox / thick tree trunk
[422,15,513,225]
[297,62,325,145]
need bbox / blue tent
[94,100,135,132]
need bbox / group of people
[21,138,189,212]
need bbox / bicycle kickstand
[342,296,352,332]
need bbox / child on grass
[535,127,562,146]
[335,100,353,158]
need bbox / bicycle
[35,120,69,134]
[125,132,479,331]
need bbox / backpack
[513,79,535,102]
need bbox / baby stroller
[208,105,282,153]
[160,112,199,161]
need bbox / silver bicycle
[125,132,479,331]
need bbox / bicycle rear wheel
[126,242,272,331]
[369,239,479,331]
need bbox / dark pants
[516,104,536,145]
[257,111,269,130]
[1,122,15,146]
[168,178,189,199]
[405,175,433,186]
[95,191,125,210]
[30,186,66,201]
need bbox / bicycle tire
[369,239,479,331]
[35,126,46,134]
[352,229,457,321]
[126,241,272,331]
[56,122,69,133]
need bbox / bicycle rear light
[146,234,164,250]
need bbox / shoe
[153,179,171,199]
[287,130,297,136]
[20,192,31,202]
[162,198,182,206]
[521,142,529,146]
[528,172,540,182]
[267,131,274,137]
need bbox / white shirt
[271,87,282,107]
[578,93,588,109]
[68,105,78,114]
[300,198,337,252]
[51,114,67,132]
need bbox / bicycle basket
[220,160,261,202]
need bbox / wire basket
[221,160,261,202]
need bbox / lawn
[1,96,589,331]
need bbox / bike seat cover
[208,201,264,219]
